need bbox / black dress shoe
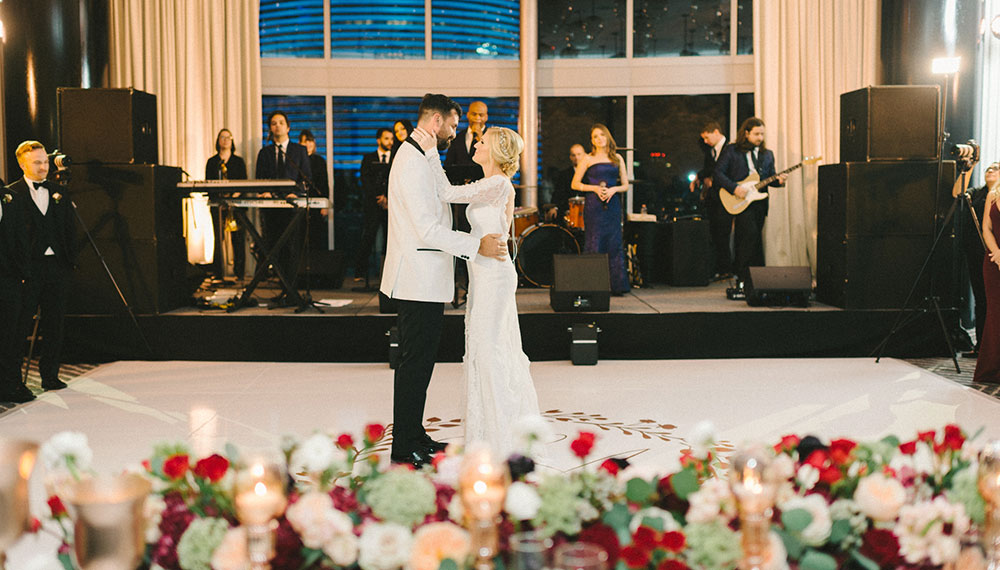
[41,378,68,391]
[0,384,36,403]
[420,435,447,453]
[390,447,434,468]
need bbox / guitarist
[713,117,787,289]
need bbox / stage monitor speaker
[298,249,346,289]
[745,266,812,307]
[58,88,158,164]
[840,85,939,162]
[653,219,711,286]
[68,164,182,241]
[550,254,611,312]
[569,323,599,365]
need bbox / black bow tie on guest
[33,180,48,191]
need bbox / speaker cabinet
[653,219,711,286]
[550,254,611,312]
[68,163,182,241]
[840,85,939,162]
[745,266,812,307]
[58,88,158,164]
[817,235,939,310]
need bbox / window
[330,1,425,58]
[737,0,752,55]
[634,0,731,57]
[432,0,520,59]
[261,96,328,160]
[259,0,324,58]
[538,0,627,59]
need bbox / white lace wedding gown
[426,152,541,457]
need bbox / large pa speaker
[58,88,158,164]
[68,163,182,241]
[840,86,939,162]
[745,266,812,307]
[817,235,939,310]
[653,219,711,286]
[550,254,610,312]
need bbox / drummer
[546,143,586,222]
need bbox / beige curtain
[754,0,880,273]
[981,0,1000,166]
[109,0,262,178]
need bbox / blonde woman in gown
[415,126,540,457]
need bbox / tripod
[284,157,325,314]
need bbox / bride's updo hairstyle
[488,127,524,177]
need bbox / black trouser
[354,210,387,278]
[453,204,470,294]
[263,210,302,293]
[733,200,767,285]
[0,277,24,388]
[965,244,987,348]
[392,299,444,453]
[706,191,734,275]
[19,257,69,381]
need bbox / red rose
[364,424,385,444]
[431,451,447,469]
[657,560,690,570]
[142,459,152,472]
[30,517,42,533]
[660,531,685,553]
[632,526,658,550]
[621,545,650,568]
[917,430,936,444]
[819,465,842,484]
[803,449,829,468]
[193,454,229,482]
[898,440,917,455]
[47,495,67,517]
[829,439,857,464]
[859,528,902,567]
[570,431,597,459]
[579,523,621,564]
[163,454,190,480]
[943,425,965,451]
[773,434,800,454]
[599,459,620,476]
[336,433,355,450]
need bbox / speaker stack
[58,88,193,315]
[817,85,954,310]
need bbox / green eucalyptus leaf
[625,478,655,504]
[781,508,813,533]
[800,550,837,570]
[439,558,459,570]
[849,550,880,570]
[828,518,851,545]
[670,468,699,500]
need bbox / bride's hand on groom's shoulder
[478,233,508,260]
[412,127,436,151]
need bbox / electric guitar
[719,156,823,215]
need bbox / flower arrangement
[35,422,997,570]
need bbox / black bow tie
[32,180,48,191]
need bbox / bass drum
[515,224,581,287]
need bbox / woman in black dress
[205,129,247,279]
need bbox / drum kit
[510,199,586,287]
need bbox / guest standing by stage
[0,180,33,402]
[390,119,413,163]
[692,122,731,279]
[205,128,247,181]
[9,141,75,392]
[546,143,586,222]
[571,124,630,295]
[298,129,330,249]
[956,162,998,358]
[713,117,787,288]
[975,181,1000,383]
[354,128,393,282]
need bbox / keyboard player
[205,128,248,279]
[254,110,311,305]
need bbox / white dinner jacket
[380,140,480,303]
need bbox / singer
[571,123,630,295]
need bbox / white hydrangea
[291,433,343,474]
[40,431,93,473]
[894,496,970,566]
[358,522,413,570]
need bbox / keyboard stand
[228,206,305,312]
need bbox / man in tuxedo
[255,111,311,303]
[713,117,787,287]
[9,141,76,392]
[380,94,506,466]
[691,122,732,279]
[0,177,33,403]
[354,127,393,282]
[443,100,488,306]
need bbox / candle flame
[473,481,488,494]
[254,481,267,496]
[251,464,265,478]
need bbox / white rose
[629,507,681,533]
[771,454,796,482]
[211,527,249,570]
[512,415,553,455]
[504,482,542,520]
[358,522,413,570]
[685,478,736,524]
[292,433,341,474]
[324,533,360,566]
[795,464,820,491]
[854,473,906,522]
[779,494,831,547]
[286,492,353,549]
[40,431,93,472]
[687,421,717,457]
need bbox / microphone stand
[285,155,325,314]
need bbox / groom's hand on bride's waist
[478,233,508,260]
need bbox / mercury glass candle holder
[0,439,38,569]
[234,455,288,570]
[729,445,778,570]
[59,473,152,570]
[459,443,510,570]
[978,441,1000,568]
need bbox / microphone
[47,150,72,170]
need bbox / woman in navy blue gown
[571,124,631,294]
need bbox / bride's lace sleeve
[425,148,509,208]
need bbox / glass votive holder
[509,530,553,570]
[553,542,608,570]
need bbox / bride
[413,126,540,456]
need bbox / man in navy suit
[713,117,787,287]
[8,141,76,394]
[255,111,312,303]
[443,100,487,306]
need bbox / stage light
[687,172,697,182]
[991,14,1000,39]
[931,56,961,75]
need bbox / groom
[380,94,507,466]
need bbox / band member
[444,100,488,306]
[713,117,787,287]
[958,162,999,357]
[0,180,33,402]
[9,141,76,392]
[692,122,732,279]
[354,128,393,281]
[206,128,248,279]
[547,143,586,222]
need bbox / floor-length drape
[981,0,1000,165]
[109,1,262,178]
[755,0,879,273]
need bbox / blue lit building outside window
[331,1,425,58]
[261,96,328,159]
[432,0,520,59]
[259,0,324,58]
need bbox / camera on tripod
[949,139,979,172]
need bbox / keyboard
[177,179,298,192]
[212,197,331,209]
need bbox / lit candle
[236,480,286,525]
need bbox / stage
[62,278,959,364]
